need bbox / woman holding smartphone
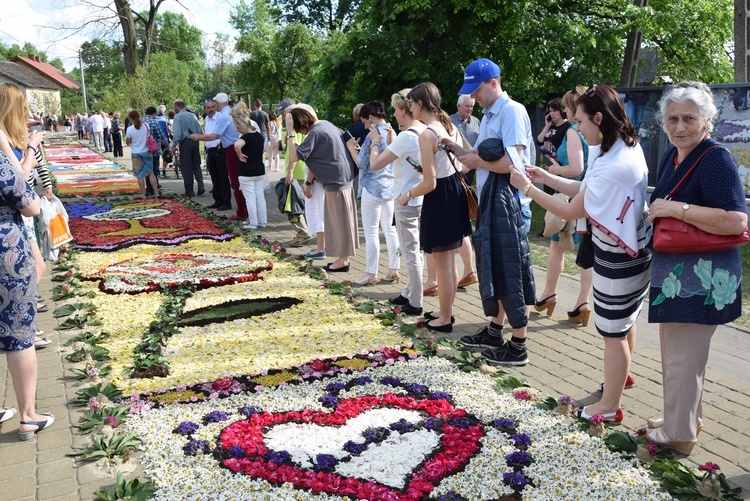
[396,82,471,333]
[346,100,400,286]
[367,89,426,314]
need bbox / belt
[206,145,224,152]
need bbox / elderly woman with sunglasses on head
[646,82,747,456]
[509,85,652,424]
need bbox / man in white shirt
[191,100,232,210]
[90,111,104,151]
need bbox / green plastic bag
[284,185,293,213]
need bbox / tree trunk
[620,0,648,87]
[735,0,749,82]
[140,0,165,67]
[114,0,139,76]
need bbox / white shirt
[90,114,104,133]
[387,123,426,206]
[203,113,221,148]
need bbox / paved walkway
[1,146,749,500]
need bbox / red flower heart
[218,394,483,500]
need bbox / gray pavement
[1,143,749,499]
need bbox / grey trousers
[179,138,204,194]
[659,322,716,442]
[394,203,423,308]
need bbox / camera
[437,142,453,154]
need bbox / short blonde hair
[231,102,249,117]
[233,114,258,134]
[391,88,412,115]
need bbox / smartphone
[344,130,354,142]
[437,142,453,154]
[405,156,423,173]
[370,120,378,131]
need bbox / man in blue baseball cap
[445,57,536,367]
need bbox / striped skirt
[592,243,651,337]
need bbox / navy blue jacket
[473,172,536,327]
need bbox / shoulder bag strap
[665,145,720,200]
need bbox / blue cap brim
[458,81,482,95]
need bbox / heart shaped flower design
[217,393,483,499]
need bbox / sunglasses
[584,84,598,97]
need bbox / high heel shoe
[353,274,378,286]
[575,406,624,423]
[645,427,696,456]
[19,413,55,441]
[567,302,591,326]
[533,294,557,316]
[647,417,703,436]
[382,270,400,283]
[423,311,455,324]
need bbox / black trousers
[112,133,123,157]
[206,147,232,207]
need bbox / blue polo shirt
[218,106,239,147]
[475,91,535,204]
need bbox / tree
[231,0,322,102]
[50,0,173,76]
[271,0,361,33]
[80,39,126,98]
[639,0,733,83]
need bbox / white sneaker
[242,224,258,230]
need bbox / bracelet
[27,145,38,154]
[369,143,379,152]
[522,183,533,196]
[287,135,295,139]
[407,190,413,199]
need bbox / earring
[598,131,603,140]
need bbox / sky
[0,0,240,72]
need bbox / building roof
[11,55,80,89]
[0,61,60,90]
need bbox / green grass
[528,202,750,328]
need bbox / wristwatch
[681,203,690,220]
[305,181,313,186]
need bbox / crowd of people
[0,56,745,463]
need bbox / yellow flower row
[83,238,407,394]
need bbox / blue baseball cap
[458,58,501,95]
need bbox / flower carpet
[52,151,725,499]
[44,143,140,195]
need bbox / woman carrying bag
[646,82,747,456]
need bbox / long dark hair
[407,82,454,135]
[576,85,638,153]
[128,110,142,130]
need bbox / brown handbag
[445,151,478,220]
[653,145,749,253]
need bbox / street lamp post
[79,49,88,113]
